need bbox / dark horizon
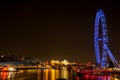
[0,1,120,62]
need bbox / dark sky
[0,0,120,62]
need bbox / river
[0,69,119,80]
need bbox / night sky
[0,1,120,62]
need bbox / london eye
[94,9,119,68]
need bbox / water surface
[0,69,119,80]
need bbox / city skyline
[0,1,120,62]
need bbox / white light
[9,67,16,71]
[1,55,4,58]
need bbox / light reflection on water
[0,69,119,80]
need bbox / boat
[0,66,16,72]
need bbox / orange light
[1,72,8,80]
[2,66,8,71]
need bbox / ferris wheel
[94,9,119,68]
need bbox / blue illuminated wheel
[94,9,119,68]
[94,9,108,68]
